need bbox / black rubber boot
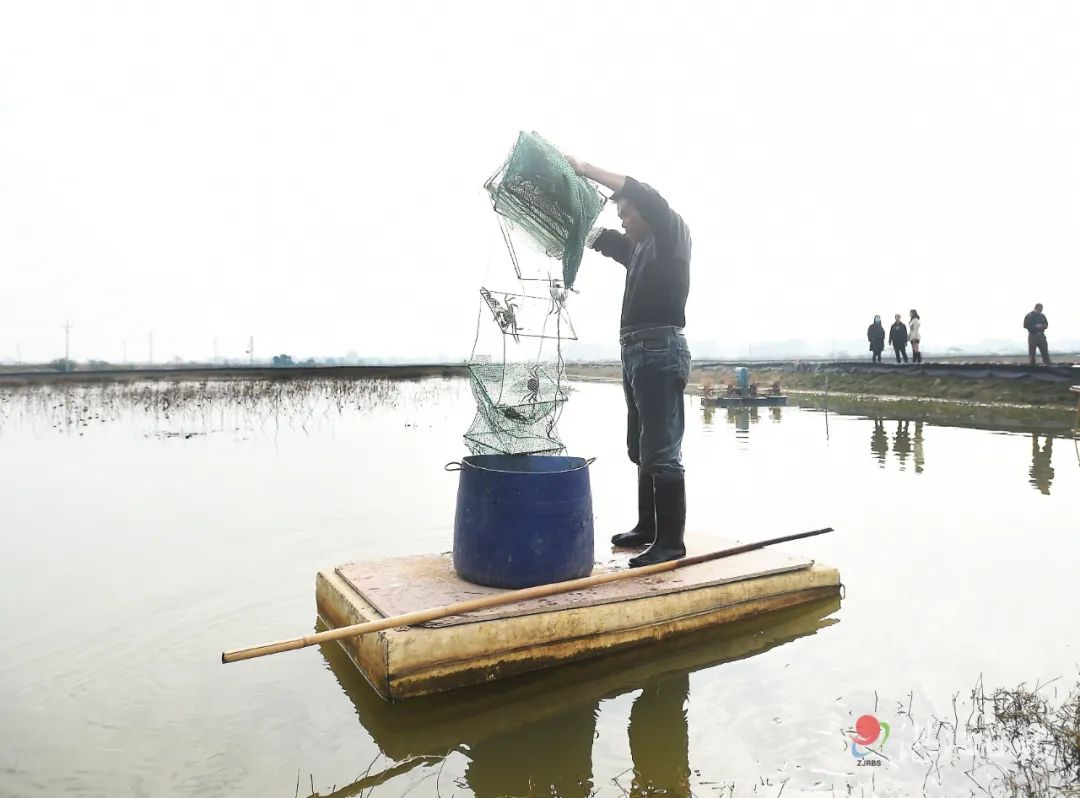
[611,471,655,548]
[630,477,686,567]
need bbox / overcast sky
[2,1,1078,363]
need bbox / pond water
[0,377,1077,797]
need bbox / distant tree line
[272,355,318,367]
[43,355,330,371]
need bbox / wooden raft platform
[316,535,840,701]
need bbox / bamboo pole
[221,527,834,664]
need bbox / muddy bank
[565,361,1080,410]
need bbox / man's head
[874,315,881,323]
[894,314,902,322]
[1035,303,1043,313]
[616,195,650,243]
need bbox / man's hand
[560,154,626,194]
[565,154,585,176]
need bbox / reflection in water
[0,378,439,436]
[708,400,1069,495]
[863,417,1071,491]
[704,406,782,431]
[862,419,1064,494]
[870,419,888,467]
[464,702,599,797]
[627,673,690,795]
[868,419,925,474]
[893,420,912,469]
[702,404,714,425]
[725,407,759,445]
[465,671,688,797]
[1029,434,1055,495]
[315,597,839,797]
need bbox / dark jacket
[889,321,908,347]
[1023,311,1048,335]
[867,322,886,351]
[591,177,691,333]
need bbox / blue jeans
[620,328,692,483]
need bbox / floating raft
[701,395,789,407]
[316,535,840,701]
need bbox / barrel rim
[461,454,591,474]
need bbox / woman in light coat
[909,309,922,363]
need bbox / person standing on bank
[867,315,886,362]
[908,309,922,363]
[566,154,692,568]
[1023,303,1051,365]
[888,314,909,363]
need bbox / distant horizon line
[3,352,1078,370]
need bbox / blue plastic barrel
[735,367,750,391]
[451,454,594,589]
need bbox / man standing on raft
[566,155,692,567]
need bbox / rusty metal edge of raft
[221,527,835,664]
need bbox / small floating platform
[316,535,840,701]
[700,395,789,407]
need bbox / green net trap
[464,358,569,456]
[484,131,605,290]
[465,285,574,456]
[478,287,578,342]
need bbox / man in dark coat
[888,314,908,363]
[867,315,886,362]
[1023,303,1051,365]
[566,153,692,567]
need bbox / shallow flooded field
[1,377,1077,796]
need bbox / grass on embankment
[565,363,1080,410]
[749,368,1077,408]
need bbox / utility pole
[63,319,71,363]
[148,331,154,367]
